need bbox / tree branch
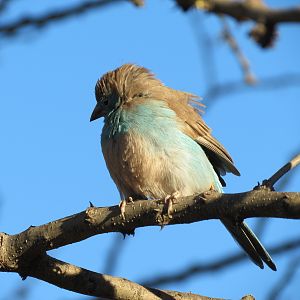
[0,190,299,297]
[141,236,300,287]
[1,189,300,271]
[28,254,218,300]
[0,0,10,14]
[0,0,143,37]
[220,16,256,84]
[176,0,300,47]
[103,234,127,275]
[266,255,300,300]
[204,73,300,111]
[263,154,300,189]
[1,157,299,298]
[176,0,300,23]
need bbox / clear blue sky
[0,1,299,299]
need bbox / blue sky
[0,1,300,299]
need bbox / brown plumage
[94,64,239,186]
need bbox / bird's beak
[90,103,103,122]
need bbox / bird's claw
[203,183,216,196]
[164,191,180,219]
[119,197,134,220]
[157,192,180,228]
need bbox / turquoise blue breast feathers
[90,64,276,271]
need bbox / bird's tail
[221,218,277,271]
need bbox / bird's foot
[203,183,217,196]
[119,197,134,220]
[157,192,180,228]
[163,191,180,219]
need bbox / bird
[90,64,276,271]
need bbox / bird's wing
[161,88,240,179]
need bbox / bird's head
[90,64,162,121]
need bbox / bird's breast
[101,100,222,199]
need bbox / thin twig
[141,236,300,287]
[0,0,10,13]
[204,73,300,110]
[220,17,256,84]
[266,255,300,300]
[253,218,268,239]
[253,149,300,241]
[0,0,142,37]
[188,12,218,90]
[103,233,126,275]
[262,154,300,189]
[1,284,32,300]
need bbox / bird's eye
[103,99,109,106]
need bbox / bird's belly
[102,127,222,200]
